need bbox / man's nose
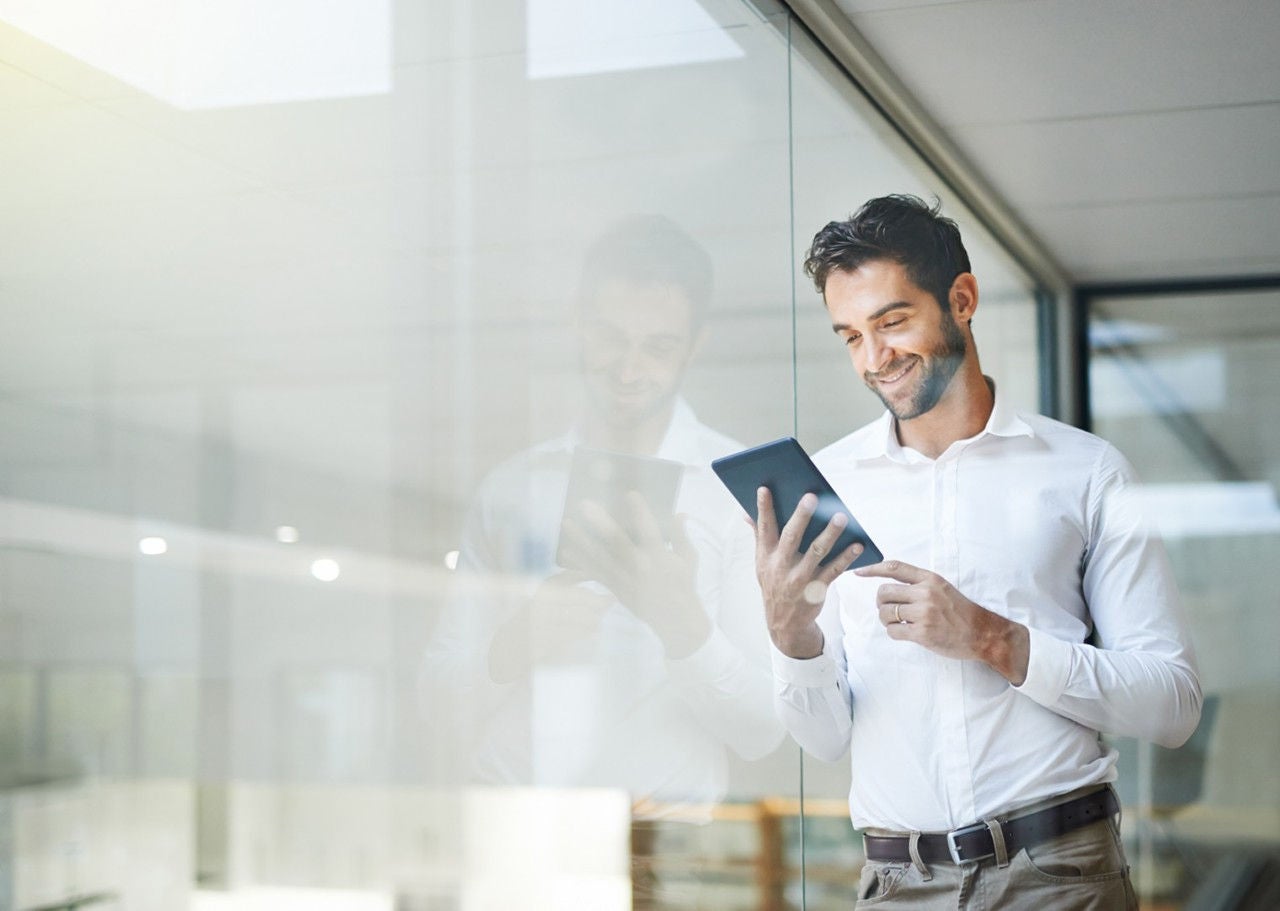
[612,344,646,381]
[863,336,894,374]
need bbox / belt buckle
[946,821,992,865]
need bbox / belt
[863,787,1119,866]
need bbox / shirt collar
[845,377,1034,464]
[561,397,706,466]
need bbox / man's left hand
[855,560,1029,685]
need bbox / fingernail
[801,493,817,508]
[832,513,848,528]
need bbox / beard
[864,310,968,421]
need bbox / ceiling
[830,0,1280,283]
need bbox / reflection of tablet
[712,437,882,571]
[555,447,684,570]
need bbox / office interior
[0,1,1276,909]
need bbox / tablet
[711,436,882,571]
[555,446,684,570]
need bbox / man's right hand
[753,488,862,659]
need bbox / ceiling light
[138,536,168,555]
[310,558,340,582]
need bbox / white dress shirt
[424,399,783,813]
[772,386,1202,832]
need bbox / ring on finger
[894,604,902,624]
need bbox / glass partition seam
[1072,288,1093,431]
[787,13,801,447]
[1035,287,1060,420]
[785,15,809,907]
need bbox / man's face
[578,278,701,426]
[824,259,969,421]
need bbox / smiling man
[753,195,1202,909]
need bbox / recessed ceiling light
[310,558,340,582]
[138,537,168,556]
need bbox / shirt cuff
[1015,627,1072,705]
[770,641,840,688]
[666,627,739,685]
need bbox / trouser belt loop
[984,818,1010,869]
[908,831,933,881]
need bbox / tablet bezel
[711,436,882,571]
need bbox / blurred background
[0,1,1275,909]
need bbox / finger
[885,619,914,641]
[874,582,916,607]
[580,499,633,552]
[754,487,779,556]
[562,510,632,581]
[801,510,848,569]
[777,492,818,554]
[669,513,698,563]
[819,542,864,583]
[878,602,913,627]
[625,490,665,547]
[556,518,598,573]
[854,559,931,584]
[574,498,626,539]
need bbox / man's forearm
[976,613,1030,686]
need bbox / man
[754,195,1201,909]
[425,214,781,810]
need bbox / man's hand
[754,488,863,659]
[557,492,710,658]
[854,560,1029,685]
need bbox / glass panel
[0,1,800,908]
[1089,288,1280,908]
[0,2,1050,907]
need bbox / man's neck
[894,368,995,460]
[582,402,675,455]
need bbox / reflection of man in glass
[426,216,781,816]
[756,195,1202,908]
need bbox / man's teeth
[880,362,912,383]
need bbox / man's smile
[869,357,918,387]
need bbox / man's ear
[949,273,979,324]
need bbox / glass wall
[0,2,1040,909]
[1087,287,1280,909]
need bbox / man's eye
[844,335,861,346]
[883,318,905,329]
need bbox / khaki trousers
[855,799,1138,910]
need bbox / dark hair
[579,214,713,326]
[803,195,971,311]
